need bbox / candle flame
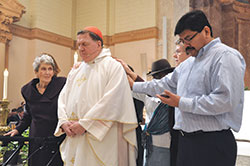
[74,52,78,64]
[3,69,8,77]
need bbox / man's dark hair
[174,10,213,37]
[77,30,104,47]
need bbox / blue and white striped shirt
[133,38,246,132]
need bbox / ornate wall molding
[235,17,250,87]
[0,0,25,43]
[31,28,74,48]
[218,0,234,4]
[220,0,250,19]
[10,24,75,48]
[112,27,158,45]
[9,24,31,39]
[233,1,250,20]
[10,25,158,49]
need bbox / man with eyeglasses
[131,10,246,166]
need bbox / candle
[3,69,8,100]
[74,51,78,64]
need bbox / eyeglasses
[177,32,199,44]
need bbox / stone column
[0,0,25,99]
[156,0,189,66]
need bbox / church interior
[0,0,249,165]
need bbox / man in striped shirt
[132,10,246,166]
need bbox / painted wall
[114,0,156,33]
[17,0,73,38]
[75,0,156,36]
[113,38,157,80]
[75,0,108,36]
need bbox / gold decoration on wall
[0,0,25,43]
[0,100,10,135]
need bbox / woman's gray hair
[32,54,55,72]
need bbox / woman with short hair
[5,53,66,166]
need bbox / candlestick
[3,69,8,100]
[74,51,78,64]
[0,100,10,134]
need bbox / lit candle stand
[74,51,78,64]
[0,69,10,135]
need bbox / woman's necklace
[36,83,47,94]
[36,83,47,89]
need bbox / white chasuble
[55,48,138,166]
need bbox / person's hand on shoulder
[114,58,138,80]
[115,58,132,74]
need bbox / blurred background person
[7,106,24,128]
[140,59,174,166]
[117,58,174,166]
[117,46,191,166]
[170,41,191,166]
[4,53,66,166]
[127,65,145,166]
[173,41,190,67]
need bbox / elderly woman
[5,53,66,166]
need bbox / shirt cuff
[133,82,146,93]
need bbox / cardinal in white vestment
[54,26,138,166]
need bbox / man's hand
[3,129,19,137]
[69,121,86,135]
[114,58,138,80]
[61,121,76,137]
[156,90,180,107]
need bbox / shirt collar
[87,48,111,64]
[196,37,221,58]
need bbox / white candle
[74,52,78,64]
[3,69,8,100]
